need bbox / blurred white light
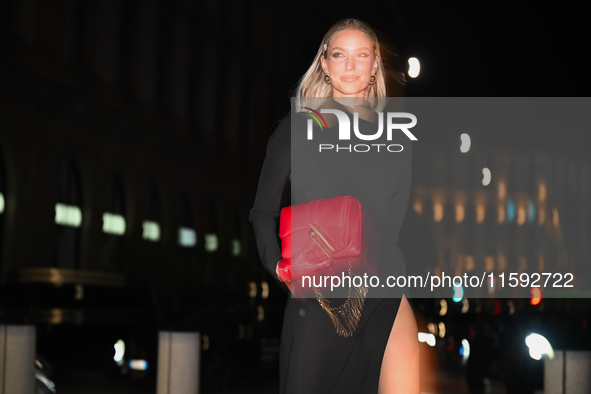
[482,168,492,186]
[178,227,196,247]
[142,221,160,241]
[103,212,126,235]
[418,332,436,347]
[453,284,464,302]
[231,238,241,256]
[128,359,148,371]
[0,193,4,214]
[460,339,471,364]
[261,281,269,299]
[408,57,420,78]
[460,133,471,153]
[55,203,82,227]
[204,233,218,252]
[113,339,125,366]
[525,333,554,360]
[34,372,56,393]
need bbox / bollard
[157,331,201,394]
[545,350,591,394]
[0,325,36,394]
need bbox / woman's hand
[276,261,292,292]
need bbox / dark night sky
[272,1,590,97]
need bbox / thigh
[378,295,419,394]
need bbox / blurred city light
[55,203,82,227]
[452,283,464,302]
[538,182,547,201]
[128,359,148,371]
[460,133,471,153]
[0,193,4,213]
[113,339,125,366]
[439,299,448,316]
[433,202,444,222]
[525,333,554,360]
[517,204,526,225]
[204,233,218,252]
[497,180,507,199]
[408,57,420,78]
[460,339,470,364]
[438,322,446,338]
[418,332,436,347]
[476,203,486,223]
[497,205,506,224]
[455,203,465,223]
[461,298,469,313]
[507,300,515,315]
[506,199,516,223]
[261,281,269,299]
[103,212,126,235]
[413,200,423,215]
[481,167,491,186]
[530,287,543,305]
[527,200,536,223]
[248,281,257,298]
[178,227,196,247]
[142,221,160,241]
[231,238,241,256]
[257,305,264,322]
[427,322,437,334]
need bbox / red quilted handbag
[277,195,362,283]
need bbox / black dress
[249,99,412,394]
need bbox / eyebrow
[331,46,372,52]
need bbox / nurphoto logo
[305,108,417,153]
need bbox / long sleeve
[390,143,412,243]
[249,117,291,276]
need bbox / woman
[249,18,419,393]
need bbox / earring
[369,74,377,85]
[324,74,331,84]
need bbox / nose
[345,56,355,70]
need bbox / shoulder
[269,112,308,142]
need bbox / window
[178,194,196,248]
[55,160,82,269]
[102,174,126,270]
[142,186,161,242]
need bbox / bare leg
[378,295,420,393]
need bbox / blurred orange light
[530,287,542,305]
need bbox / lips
[341,75,360,82]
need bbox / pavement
[55,374,513,394]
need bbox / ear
[372,55,380,75]
[320,55,328,74]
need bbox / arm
[249,117,291,277]
[390,145,413,242]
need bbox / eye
[332,52,344,58]
[358,52,370,58]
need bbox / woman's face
[321,29,379,98]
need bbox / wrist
[276,259,291,282]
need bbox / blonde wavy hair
[293,18,387,112]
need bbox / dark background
[0,0,589,393]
